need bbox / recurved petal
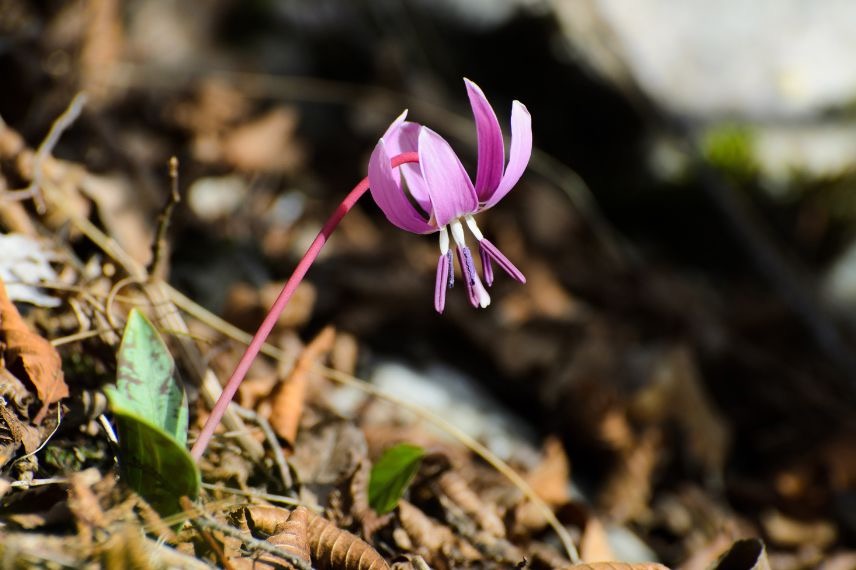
[368,139,434,234]
[418,127,478,227]
[382,120,433,213]
[465,78,504,202]
[483,100,532,210]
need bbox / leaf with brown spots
[0,279,67,420]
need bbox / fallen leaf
[526,435,572,508]
[0,403,41,454]
[563,562,669,570]
[435,469,506,538]
[580,517,616,563]
[269,326,335,447]
[0,278,68,417]
[307,506,390,570]
[760,510,836,549]
[221,107,304,173]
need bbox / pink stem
[190,151,420,461]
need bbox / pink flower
[368,79,532,313]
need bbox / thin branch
[149,156,182,279]
[233,405,294,492]
[3,92,88,214]
[199,483,306,508]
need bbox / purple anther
[479,244,494,286]
[435,252,451,313]
[478,238,525,283]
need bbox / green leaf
[368,443,424,514]
[105,309,199,518]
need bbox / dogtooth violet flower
[368,79,532,313]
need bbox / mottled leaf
[369,444,424,515]
[105,309,198,517]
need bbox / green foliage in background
[368,443,425,514]
[702,123,759,182]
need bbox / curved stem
[190,151,419,460]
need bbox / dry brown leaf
[526,435,572,508]
[580,517,616,563]
[564,562,669,570]
[249,506,312,570]
[599,429,660,524]
[760,510,836,549]
[222,108,305,173]
[307,508,390,570]
[348,459,389,538]
[80,0,123,105]
[330,332,359,377]
[435,470,505,538]
[818,552,856,570]
[244,504,292,535]
[0,279,68,419]
[398,499,456,559]
[0,403,41,454]
[270,507,311,559]
[269,326,335,447]
[259,282,317,331]
[245,505,389,570]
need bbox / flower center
[444,218,491,308]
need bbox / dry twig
[3,92,88,213]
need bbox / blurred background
[2,0,856,566]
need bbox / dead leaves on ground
[0,279,68,418]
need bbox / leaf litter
[0,4,854,568]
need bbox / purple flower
[368,79,532,313]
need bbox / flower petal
[464,78,504,202]
[418,127,478,227]
[368,139,434,234]
[382,119,433,214]
[483,100,532,209]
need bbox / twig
[9,476,69,488]
[180,496,236,570]
[149,156,182,279]
[232,405,294,492]
[50,328,105,346]
[9,406,62,469]
[3,92,88,214]
[186,502,314,570]
[199,483,306,508]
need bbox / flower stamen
[451,219,491,308]
[464,214,525,285]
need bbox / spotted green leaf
[105,309,199,517]
[368,443,424,514]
